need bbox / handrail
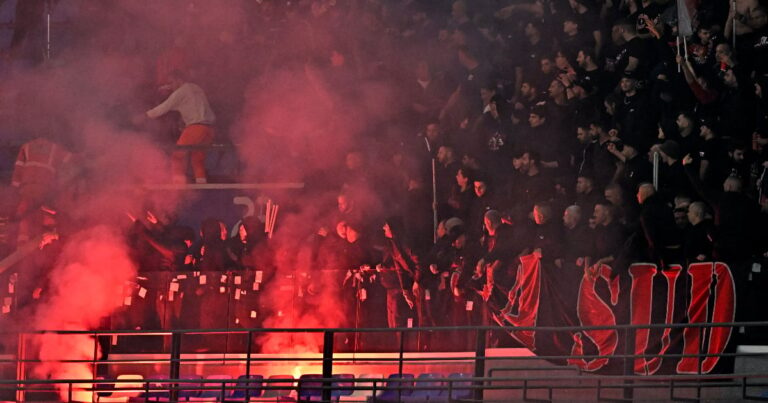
[5,372,768,400]
[6,373,768,385]
[6,321,768,335]
[3,375,768,393]
[3,351,768,366]
[6,323,768,401]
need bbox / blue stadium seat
[141,374,170,401]
[434,373,472,402]
[402,373,443,401]
[374,373,415,402]
[338,373,382,402]
[259,374,296,401]
[331,374,355,399]
[190,375,232,401]
[177,375,203,400]
[230,374,264,400]
[298,374,323,401]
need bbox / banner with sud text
[491,254,736,375]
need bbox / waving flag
[677,0,694,37]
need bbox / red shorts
[177,124,214,146]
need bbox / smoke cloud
[31,226,137,401]
[4,2,193,395]
[5,0,442,377]
[255,199,350,353]
[224,3,420,352]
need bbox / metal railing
[2,322,768,401]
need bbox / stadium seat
[84,376,115,402]
[140,374,170,401]
[339,373,382,402]
[374,373,415,402]
[230,374,264,400]
[93,376,115,398]
[96,374,144,402]
[297,374,323,401]
[330,374,355,399]
[177,375,203,400]
[401,373,443,401]
[189,375,232,401]
[257,374,296,401]
[434,373,472,402]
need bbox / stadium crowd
[3,0,768,348]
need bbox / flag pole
[732,0,737,48]
[652,152,660,191]
[45,0,52,61]
[424,137,438,243]
[265,199,272,236]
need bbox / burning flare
[31,226,137,401]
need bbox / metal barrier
[2,323,768,401]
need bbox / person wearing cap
[142,70,216,184]
[606,140,652,193]
[557,73,601,137]
[617,71,654,152]
[656,139,681,163]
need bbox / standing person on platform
[143,70,216,184]
[11,135,73,244]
